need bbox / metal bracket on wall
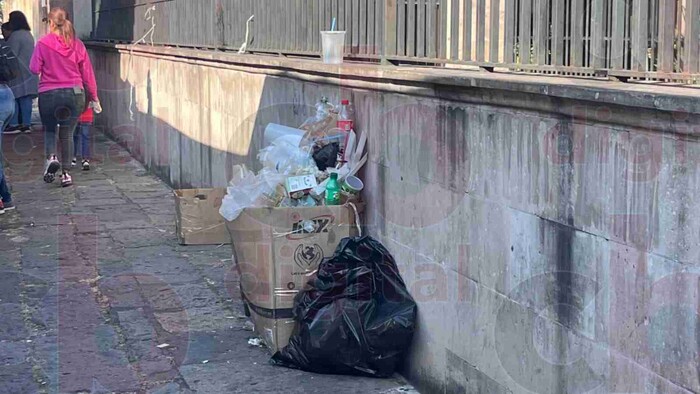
[608,75,630,83]
[380,58,400,66]
[593,69,609,79]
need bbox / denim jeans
[9,95,34,127]
[39,87,85,169]
[0,85,16,203]
[73,122,91,159]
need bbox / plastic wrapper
[219,166,285,221]
[271,236,417,377]
[309,187,324,202]
[299,98,336,140]
[258,139,317,176]
[301,127,345,151]
[297,195,317,207]
[278,197,298,208]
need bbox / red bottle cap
[341,99,350,105]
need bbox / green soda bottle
[325,173,341,206]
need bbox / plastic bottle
[325,172,341,206]
[336,99,354,132]
[317,97,334,119]
[299,97,336,146]
[336,100,355,162]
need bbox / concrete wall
[89,43,700,394]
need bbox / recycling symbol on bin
[294,244,324,271]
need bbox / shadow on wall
[90,47,331,190]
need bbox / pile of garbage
[219,98,418,378]
[220,97,367,221]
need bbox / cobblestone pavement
[0,130,413,393]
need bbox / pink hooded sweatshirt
[29,34,98,102]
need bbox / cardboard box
[226,205,359,352]
[174,188,230,245]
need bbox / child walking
[72,104,92,170]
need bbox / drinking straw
[331,17,337,31]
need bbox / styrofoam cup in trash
[321,31,346,64]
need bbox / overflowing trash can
[225,204,360,352]
[220,96,416,374]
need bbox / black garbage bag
[271,236,417,377]
[312,142,339,171]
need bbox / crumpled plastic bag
[299,98,336,136]
[271,236,418,377]
[219,165,285,221]
[258,138,317,176]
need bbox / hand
[90,100,102,114]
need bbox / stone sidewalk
[0,130,412,393]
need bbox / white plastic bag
[219,165,285,221]
[257,138,317,175]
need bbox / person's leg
[57,91,85,186]
[0,175,9,205]
[39,91,61,183]
[39,92,59,158]
[8,99,19,127]
[80,123,91,170]
[0,161,11,206]
[73,125,80,161]
[0,165,9,208]
[0,126,11,204]
[58,123,76,171]
[0,87,15,203]
[81,123,90,159]
[19,96,33,128]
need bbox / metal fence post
[216,0,225,48]
[383,0,397,64]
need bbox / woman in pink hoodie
[30,7,98,187]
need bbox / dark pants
[39,88,85,169]
[73,122,91,159]
[9,95,34,127]
[0,85,14,203]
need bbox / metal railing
[91,0,700,84]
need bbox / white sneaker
[60,172,73,188]
[43,156,60,183]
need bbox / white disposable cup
[321,31,346,64]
